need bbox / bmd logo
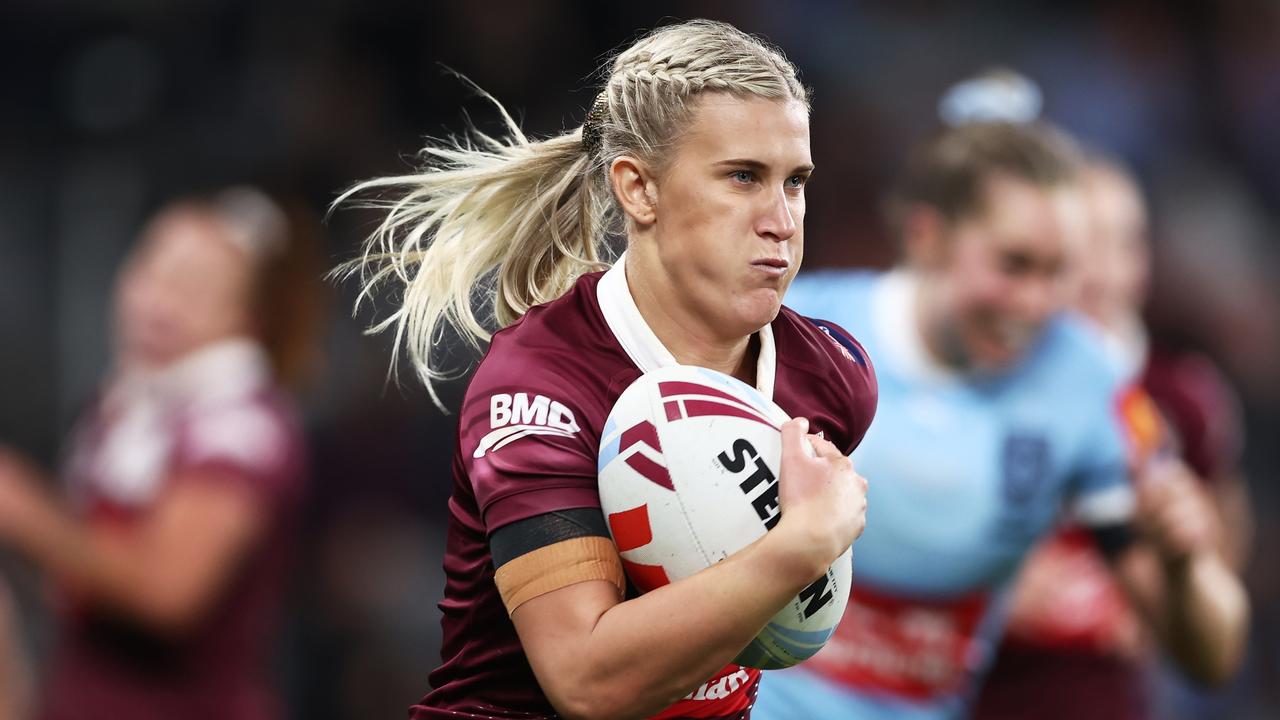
[473,393,580,458]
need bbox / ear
[900,204,950,270]
[610,155,658,227]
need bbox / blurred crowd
[0,1,1277,718]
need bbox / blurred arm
[1111,459,1249,686]
[0,451,266,636]
[1208,470,1253,572]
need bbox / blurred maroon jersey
[41,340,306,720]
[974,343,1242,720]
[413,262,877,720]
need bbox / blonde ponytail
[338,20,807,405]
[335,92,615,403]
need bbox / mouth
[975,317,1041,363]
[751,257,790,278]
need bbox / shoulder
[773,307,878,453]
[456,272,635,525]
[175,387,303,500]
[465,271,623,426]
[1029,312,1128,393]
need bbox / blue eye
[787,175,808,189]
[732,170,755,183]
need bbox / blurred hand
[1135,457,1221,566]
[0,447,52,546]
[772,417,868,578]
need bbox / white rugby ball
[597,365,852,670]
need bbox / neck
[624,254,756,383]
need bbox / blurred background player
[0,188,323,720]
[338,19,875,720]
[754,73,1248,719]
[973,148,1253,719]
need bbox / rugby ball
[597,365,852,669]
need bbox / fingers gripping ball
[597,365,852,669]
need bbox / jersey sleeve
[1143,351,1244,481]
[1068,383,1146,531]
[815,318,878,455]
[782,312,878,456]
[170,398,294,502]
[459,362,603,535]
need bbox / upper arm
[491,509,626,716]
[101,401,289,631]
[88,466,268,634]
[511,579,625,713]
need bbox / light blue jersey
[754,270,1137,720]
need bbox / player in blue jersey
[754,116,1248,719]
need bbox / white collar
[109,338,273,410]
[596,253,777,401]
[873,269,961,385]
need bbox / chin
[974,341,1030,372]
[736,293,783,330]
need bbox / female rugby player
[761,119,1248,719]
[339,19,877,720]
[0,188,317,720]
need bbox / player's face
[114,209,254,370]
[938,174,1086,369]
[651,94,812,340]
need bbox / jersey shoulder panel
[458,272,637,532]
[774,306,879,455]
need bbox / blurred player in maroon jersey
[338,19,876,720]
[973,154,1251,720]
[0,187,323,720]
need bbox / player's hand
[1135,457,1221,566]
[772,417,868,577]
[0,447,51,545]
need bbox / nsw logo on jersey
[473,393,581,458]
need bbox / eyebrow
[713,158,816,174]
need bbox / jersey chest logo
[473,393,581,458]
[1002,433,1050,504]
[993,432,1053,542]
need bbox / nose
[756,187,798,243]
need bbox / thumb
[781,417,811,468]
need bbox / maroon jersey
[414,261,877,719]
[41,340,305,720]
[1141,344,1242,481]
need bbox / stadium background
[0,1,1277,717]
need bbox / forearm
[540,534,824,720]
[1161,550,1249,685]
[11,497,150,619]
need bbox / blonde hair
[336,19,807,404]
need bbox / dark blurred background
[1,1,1277,718]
